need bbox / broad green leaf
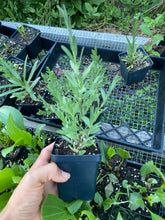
[80,210,99,220]
[103,198,114,211]
[87,0,105,5]
[99,141,109,163]
[129,192,143,210]
[12,176,22,184]
[41,194,73,220]
[116,148,131,159]
[0,159,3,170]
[107,147,115,159]
[0,106,24,130]
[0,191,13,211]
[1,145,15,157]
[105,181,114,198]
[155,189,165,207]
[94,192,103,208]
[74,0,82,12]
[149,210,164,220]
[0,168,16,193]
[140,161,165,186]
[140,24,152,36]
[6,114,33,146]
[109,173,119,183]
[67,199,83,215]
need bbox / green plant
[16,23,25,36]
[0,164,27,211]
[95,141,165,219]
[121,18,148,70]
[140,13,164,56]
[0,105,46,157]
[0,56,40,101]
[41,194,99,220]
[41,5,120,155]
[122,161,165,219]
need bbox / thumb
[24,162,70,187]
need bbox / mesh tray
[39,42,165,153]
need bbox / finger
[31,142,54,170]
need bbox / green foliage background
[0,0,164,32]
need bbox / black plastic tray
[11,25,41,59]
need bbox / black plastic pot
[40,41,120,75]
[0,39,27,60]
[51,136,101,201]
[28,37,56,79]
[118,47,153,86]
[7,56,32,79]
[0,23,17,38]
[0,33,8,47]
[0,75,11,106]
[11,25,41,59]
[158,40,165,57]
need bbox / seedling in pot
[0,56,40,102]
[100,142,131,172]
[121,18,149,71]
[42,5,120,155]
[0,39,25,60]
[17,23,25,36]
[15,23,40,45]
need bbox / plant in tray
[0,56,42,105]
[118,18,153,86]
[41,5,120,201]
[95,141,165,219]
[15,23,40,45]
[0,105,46,157]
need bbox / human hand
[0,142,70,220]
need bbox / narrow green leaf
[117,212,123,220]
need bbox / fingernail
[62,171,71,179]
